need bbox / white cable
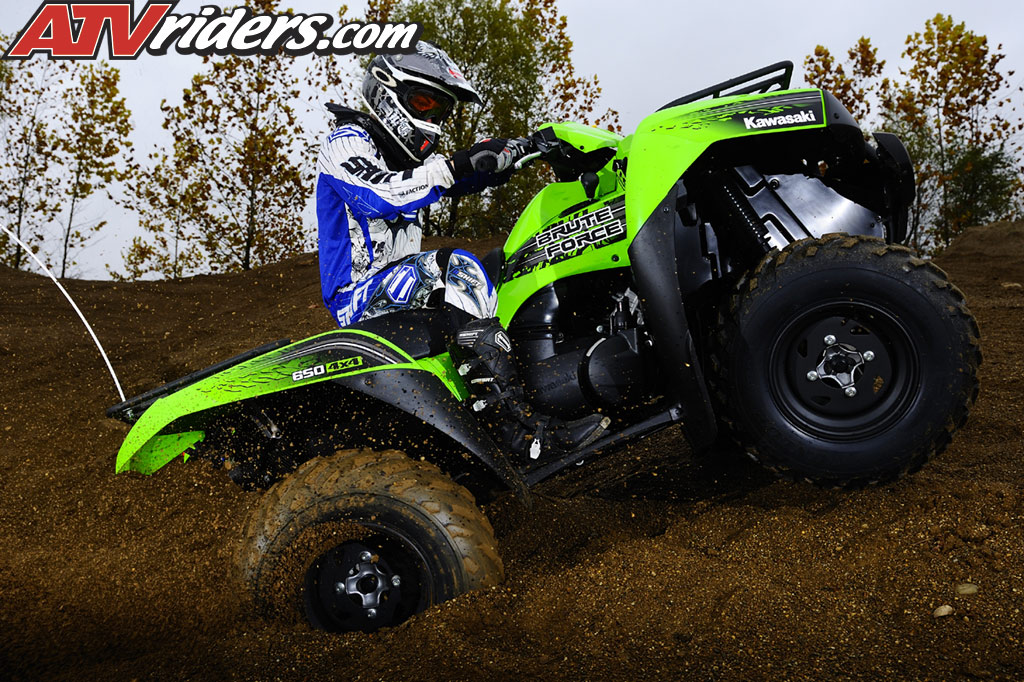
[1,225,126,402]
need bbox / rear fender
[626,89,829,239]
[114,328,418,474]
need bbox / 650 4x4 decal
[291,356,365,382]
[506,196,627,280]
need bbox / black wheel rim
[302,522,432,633]
[768,299,920,441]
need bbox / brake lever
[513,151,544,171]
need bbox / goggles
[404,87,454,124]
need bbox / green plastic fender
[115,329,459,475]
[537,121,621,154]
[625,88,827,239]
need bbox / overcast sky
[4,0,1023,279]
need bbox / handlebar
[512,151,543,171]
[469,132,554,174]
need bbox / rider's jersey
[315,124,454,305]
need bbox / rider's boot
[455,317,610,459]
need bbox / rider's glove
[451,137,532,179]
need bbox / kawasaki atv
[107,62,980,633]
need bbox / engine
[509,278,647,419]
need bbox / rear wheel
[711,234,981,487]
[237,449,503,632]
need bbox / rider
[316,40,609,460]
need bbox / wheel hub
[340,553,392,612]
[813,341,868,392]
[769,304,918,441]
[305,538,414,631]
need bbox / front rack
[658,61,794,111]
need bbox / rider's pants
[326,248,497,328]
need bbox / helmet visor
[404,87,454,124]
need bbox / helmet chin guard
[360,41,480,162]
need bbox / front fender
[113,337,529,500]
[628,181,717,451]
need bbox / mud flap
[628,181,717,450]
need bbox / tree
[304,5,356,108]
[803,37,886,124]
[159,55,309,273]
[125,0,312,276]
[892,15,1024,251]
[942,144,1021,232]
[0,50,68,270]
[54,61,133,278]
[366,0,619,238]
[804,15,1024,254]
[0,46,12,120]
[116,143,206,280]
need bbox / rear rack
[658,61,794,112]
[106,338,292,424]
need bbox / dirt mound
[1,229,1022,681]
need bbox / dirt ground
[1,226,1022,681]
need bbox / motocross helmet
[361,40,481,162]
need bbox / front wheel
[236,449,503,632]
[711,234,981,487]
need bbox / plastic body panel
[497,90,829,325]
[537,121,622,154]
[625,89,826,247]
[497,188,629,326]
[115,328,418,474]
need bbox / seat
[347,308,456,360]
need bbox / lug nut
[366,608,377,619]
[806,370,819,382]
[390,575,401,587]
[863,350,875,362]
[335,582,345,594]
[359,551,372,563]
[844,387,857,398]
[824,334,837,346]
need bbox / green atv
[107,62,980,632]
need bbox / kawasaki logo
[743,109,817,130]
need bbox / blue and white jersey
[315,124,454,305]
